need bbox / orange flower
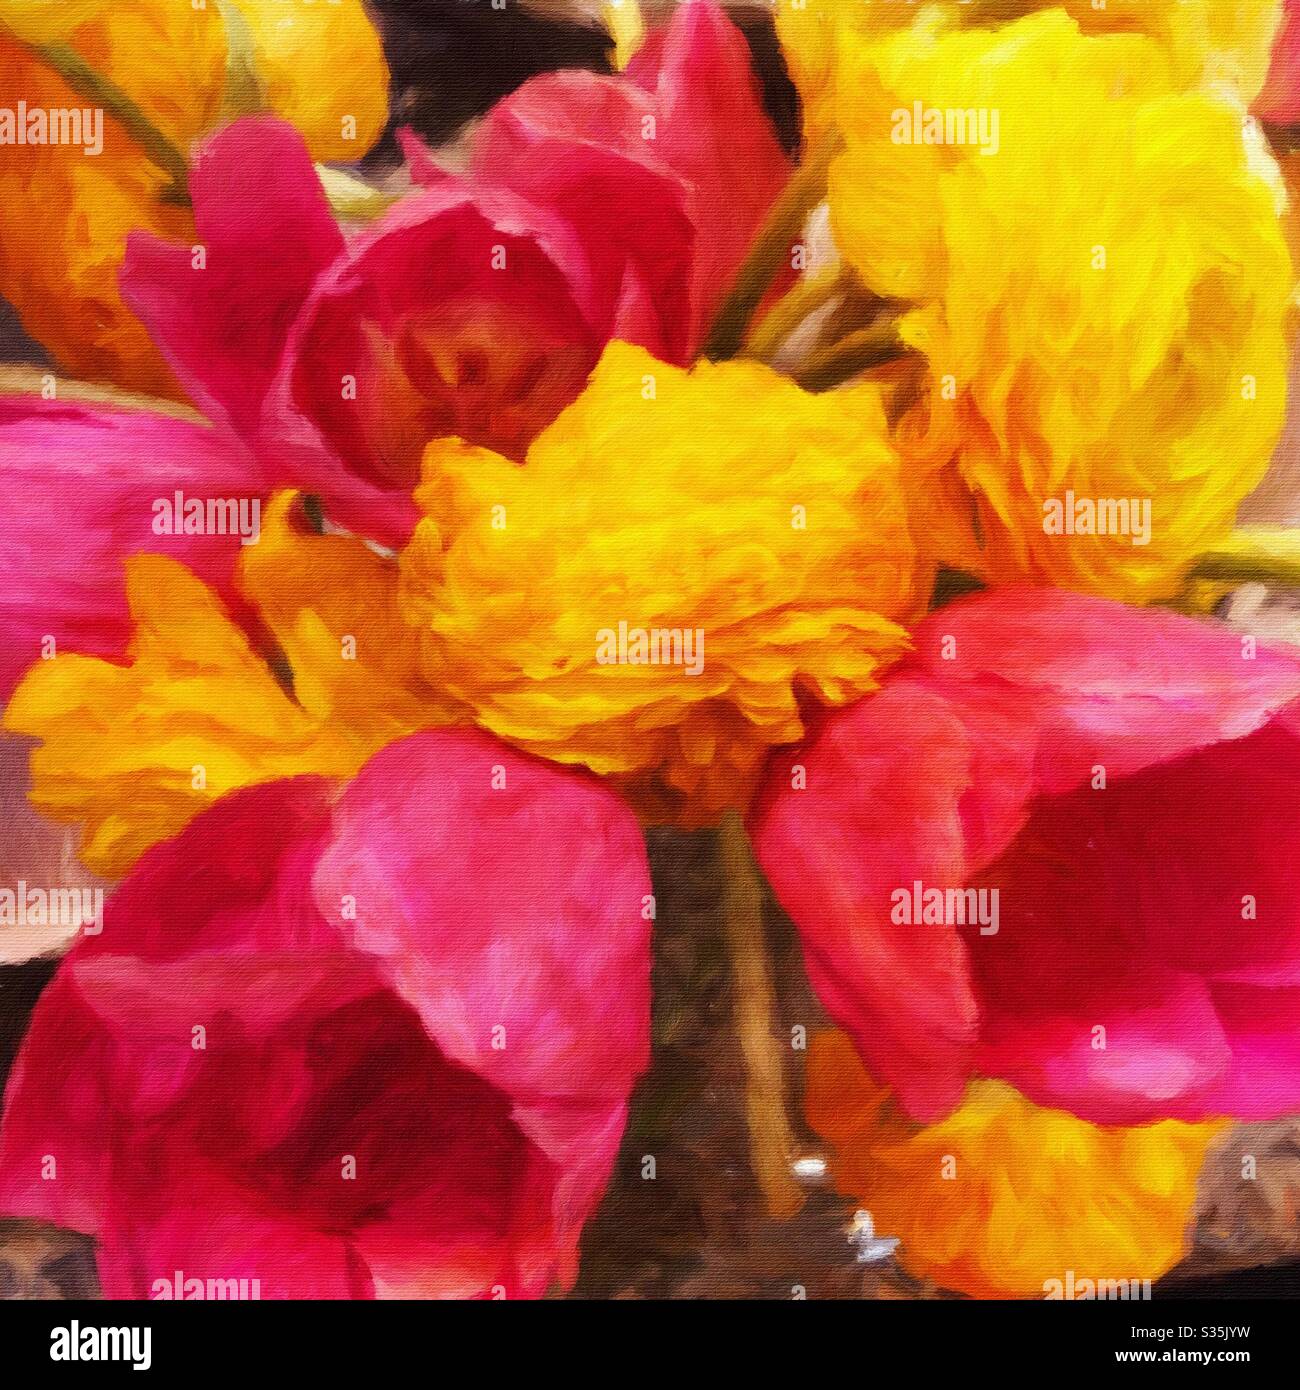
[0,0,388,394]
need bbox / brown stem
[718,809,804,1220]
[791,323,911,393]
[743,265,850,364]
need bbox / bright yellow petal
[0,0,388,392]
[826,12,1292,602]
[402,341,926,824]
[229,0,389,160]
[774,0,1281,144]
[0,0,110,44]
[3,539,444,878]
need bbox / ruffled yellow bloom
[806,1030,1227,1300]
[775,0,1280,141]
[828,12,1293,601]
[239,492,432,706]
[4,499,447,877]
[0,0,388,394]
[401,341,924,824]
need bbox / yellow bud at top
[0,0,389,394]
[229,0,390,161]
[0,0,107,45]
[775,0,1281,144]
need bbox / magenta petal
[903,587,1300,796]
[121,116,344,439]
[1200,983,1300,1120]
[473,75,696,362]
[312,729,653,1104]
[976,970,1231,1126]
[0,976,115,1237]
[635,0,791,343]
[755,588,1300,1126]
[2,746,651,1298]
[751,685,982,1122]
[473,2,790,358]
[1256,0,1300,122]
[312,728,653,1273]
[261,181,602,545]
[0,394,265,696]
[97,1176,366,1301]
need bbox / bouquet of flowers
[2,0,1300,1302]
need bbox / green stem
[1188,532,1300,590]
[702,131,843,363]
[216,0,266,122]
[16,37,191,203]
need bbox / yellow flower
[806,1030,1227,1300]
[0,0,388,394]
[401,341,924,825]
[603,0,644,71]
[4,499,447,878]
[774,0,1281,142]
[238,492,446,726]
[828,12,1293,601]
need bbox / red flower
[0,730,652,1298]
[751,589,1300,1126]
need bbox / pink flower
[750,588,1300,1127]
[0,729,652,1298]
[120,2,788,544]
[1256,0,1300,123]
[466,0,790,362]
[0,392,263,698]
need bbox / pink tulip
[751,588,1300,1126]
[467,0,790,361]
[0,729,652,1298]
[0,2,788,680]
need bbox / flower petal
[0,391,264,696]
[121,115,344,440]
